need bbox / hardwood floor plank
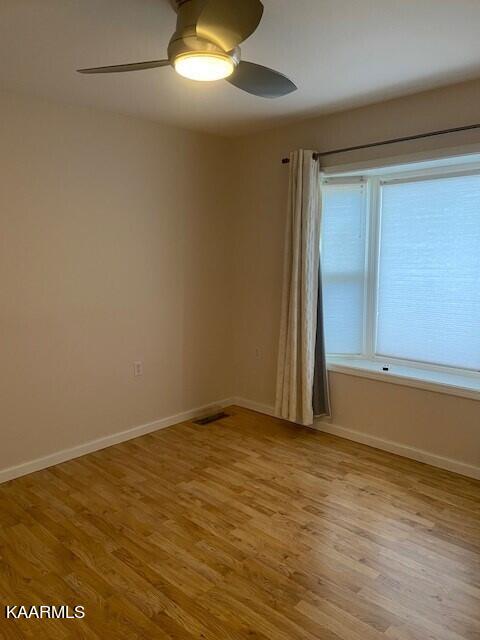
[0,405,479,639]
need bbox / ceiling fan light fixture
[78,0,298,98]
[174,52,235,82]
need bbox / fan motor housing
[168,0,240,65]
[169,0,194,10]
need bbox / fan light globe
[174,52,235,81]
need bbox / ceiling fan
[78,0,297,98]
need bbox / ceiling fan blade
[196,0,264,51]
[226,61,297,98]
[77,60,170,74]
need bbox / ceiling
[2,0,480,136]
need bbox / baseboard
[231,397,277,417]
[0,398,235,485]
[3,396,478,484]
[312,420,480,480]
[233,398,480,480]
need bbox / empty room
[0,1,479,638]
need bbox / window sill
[327,357,480,401]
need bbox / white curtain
[275,150,324,426]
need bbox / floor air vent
[193,412,229,426]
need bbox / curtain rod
[281,122,480,164]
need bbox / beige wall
[231,77,480,470]
[0,91,233,472]
[2,77,480,477]
[328,373,480,468]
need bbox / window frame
[322,160,480,382]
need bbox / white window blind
[321,183,366,355]
[376,174,480,371]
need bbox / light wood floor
[0,406,479,639]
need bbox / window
[321,182,366,355]
[321,164,480,383]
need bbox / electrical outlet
[133,361,143,377]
